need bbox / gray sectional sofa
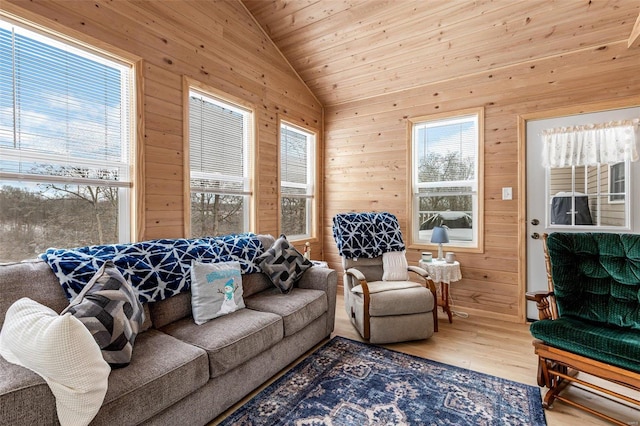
[0,234,337,425]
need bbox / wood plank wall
[324,40,640,322]
[2,0,323,254]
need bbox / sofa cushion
[0,259,69,329]
[160,308,283,378]
[244,288,327,336]
[0,348,57,425]
[92,329,209,425]
[357,283,434,317]
[62,261,145,368]
[190,261,245,325]
[530,316,640,374]
[241,272,274,298]
[257,234,312,294]
[148,273,274,328]
[149,292,192,329]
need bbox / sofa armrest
[297,266,337,336]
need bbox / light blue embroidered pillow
[190,261,245,325]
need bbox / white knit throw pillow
[0,297,110,426]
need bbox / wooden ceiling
[241,0,640,106]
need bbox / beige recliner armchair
[333,212,437,344]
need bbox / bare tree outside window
[0,182,119,261]
[190,193,245,238]
[418,151,474,214]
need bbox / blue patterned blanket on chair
[41,233,264,303]
[332,212,405,259]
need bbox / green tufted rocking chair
[526,232,640,425]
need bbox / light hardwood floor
[213,292,640,425]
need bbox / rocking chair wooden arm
[526,290,555,320]
[525,290,553,302]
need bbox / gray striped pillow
[62,261,144,368]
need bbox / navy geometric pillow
[256,235,312,294]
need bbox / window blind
[0,19,132,187]
[414,115,477,187]
[280,124,310,196]
[189,91,251,194]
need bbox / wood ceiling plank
[249,0,368,39]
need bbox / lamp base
[437,244,444,261]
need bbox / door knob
[531,219,540,226]
[531,232,540,239]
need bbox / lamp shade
[430,226,449,244]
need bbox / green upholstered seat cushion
[530,316,640,374]
[546,233,640,328]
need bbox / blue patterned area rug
[220,336,546,425]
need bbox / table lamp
[431,226,449,261]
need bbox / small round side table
[418,259,462,324]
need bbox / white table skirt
[418,260,462,284]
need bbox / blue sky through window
[0,20,130,171]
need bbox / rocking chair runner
[332,212,438,344]
[527,232,640,425]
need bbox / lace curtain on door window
[541,119,639,168]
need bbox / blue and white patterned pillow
[332,212,405,258]
[41,233,264,304]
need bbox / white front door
[525,106,640,320]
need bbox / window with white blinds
[188,89,253,237]
[280,122,315,239]
[0,17,134,261]
[0,19,132,187]
[411,110,483,248]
